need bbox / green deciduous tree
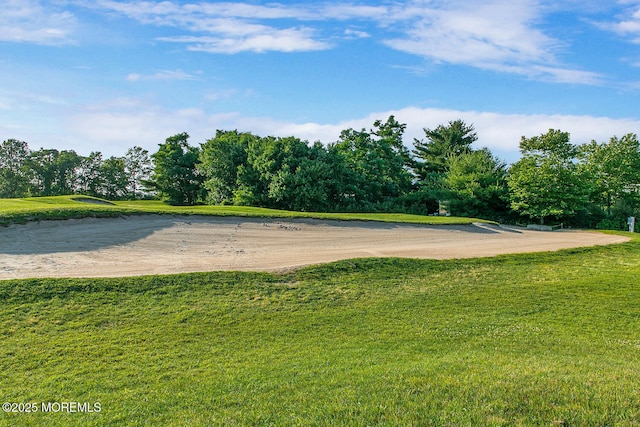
[199,130,252,205]
[76,151,104,197]
[267,141,348,212]
[53,150,82,195]
[237,135,317,209]
[332,116,413,210]
[0,139,30,198]
[99,156,129,200]
[124,146,152,200]
[146,133,204,205]
[579,133,640,216]
[26,149,57,196]
[26,148,82,196]
[508,129,588,224]
[199,130,353,212]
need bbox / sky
[2,0,640,164]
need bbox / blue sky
[2,0,640,163]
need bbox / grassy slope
[0,195,487,226]
[1,196,638,425]
[1,235,639,425]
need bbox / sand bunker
[0,215,629,279]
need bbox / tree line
[0,141,152,200]
[2,116,640,229]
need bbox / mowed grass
[0,195,487,226]
[1,234,639,426]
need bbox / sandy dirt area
[0,215,629,279]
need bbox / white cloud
[0,0,76,44]
[382,0,602,84]
[0,89,69,110]
[67,99,208,155]
[387,1,552,61]
[603,3,640,43]
[344,29,370,39]
[185,2,311,20]
[126,69,199,82]
[497,64,604,85]
[395,108,640,162]
[91,1,387,23]
[84,0,600,83]
[158,28,330,54]
[317,4,388,21]
[204,89,238,102]
[58,100,640,164]
[91,0,331,53]
[266,108,640,162]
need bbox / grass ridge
[0,195,491,226]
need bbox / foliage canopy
[3,118,639,228]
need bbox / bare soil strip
[0,215,629,279]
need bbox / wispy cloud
[91,0,330,53]
[0,0,76,44]
[126,69,199,82]
[0,89,70,110]
[158,28,330,54]
[600,2,640,43]
[344,29,370,39]
[84,0,600,84]
[382,0,603,84]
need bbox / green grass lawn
[0,195,487,226]
[1,233,639,425]
[1,196,639,425]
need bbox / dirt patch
[0,215,630,279]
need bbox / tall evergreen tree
[444,148,510,220]
[413,119,477,180]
